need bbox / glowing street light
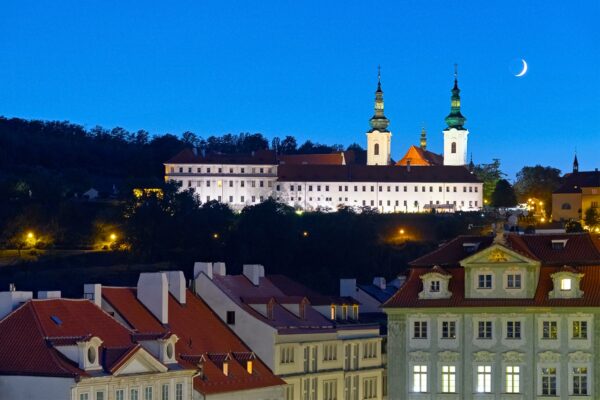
[399,229,405,235]
[109,233,117,241]
[212,233,219,239]
[302,231,309,237]
[26,232,34,240]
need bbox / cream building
[193,262,386,400]
[384,232,600,399]
[552,155,600,224]
[164,71,482,213]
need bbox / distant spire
[445,64,466,130]
[420,125,427,150]
[573,152,579,173]
[468,153,475,172]
[369,66,390,131]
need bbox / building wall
[386,307,600,400]
[443,129,468,166]
[0,376,73,399]
[367,130,392,166]
[204,385,285,400]
[581,187,600,221]
[552,193,582,221]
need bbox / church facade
[165,71,482,213]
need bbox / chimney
[407,160,411,172]
[194,262,213,280]
[165,271,186,304]
[340,278,357,298]
[213,262,226,276]
[373,277,387,290]
[83,284,102,307]
[38,291,61,299]
[137,272,169,324]
[243,264,265,286]
[0,290,33,319]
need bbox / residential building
[97,271,286,400]
[164,71,483,213]
[384,232,600,399]
[0,289,196,400]
[194,262,386,400]
[552,155,600,224]
[340,276,405,313]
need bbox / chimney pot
[165,271,186,304]
[83,284,102,307]
[373,277,387,290]
[243,264,265,286]
[38,291,61,299]
[137,272,169,324]
[194,262,213,280]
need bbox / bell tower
[366,67,392,166]
[443,65,469,166]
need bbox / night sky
[1,1,598,178]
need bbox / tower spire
[369,66,389,131]
[573,152,579,173]
[420,125,427,150]
[445,64,466,130]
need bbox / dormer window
[463,242,481,253]
[342,305,348,320]
[478,274,492,289]
[87,346,97,364]
[246,360,253,374]
[352,304,359,320]
[506,274,522,289]
[430,281,440,292]
[418,267,452,299]
[551,239,568,250]
[549,267,584,299]
[330,305,336,320]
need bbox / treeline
[0,181,494,294]
[0,116,362,201]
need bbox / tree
[279,136,298,154]
[565,220,584,233]
[584,207,600,230]
[181,131,200,147]
[491,179,517,208]
[472,159,504,203]
[513,165,562,214]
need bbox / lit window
[477,365,492,393]
[572,367,588,395]
[330,305,336,320]
[441,365,456,393]
[542,321,558,339]
[342,305,348,320]
[246,360,253,374]
[413,321,428,339]
[561,278,572,290]
[541,367,557,395]
[412,365,427,392]
[505,366,520,393]
[572,321,588,339]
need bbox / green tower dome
[369,66,390,132]
[444,67,467,130]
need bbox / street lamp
[109,233,117,241]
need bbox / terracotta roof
[277,164,480,183]
[101,287,284,395]
[384,264,600,308]
[279,152,346,165]
[166,149,277,165]
[396,146,444,166]
[0,299,137,378]
[409,233,600,267]
[554,170,600,193]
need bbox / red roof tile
[101,287,284,395]
[384,265,600,308]
[166,149,277,165]
[279,153,346,165]
[0,299,137,378]
[396,146,444,166]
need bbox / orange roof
[396,146,443,166]
[102,287,284,395]
[279,152,346,165]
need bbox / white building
[384,232,600,399]
[165,71,483,213]
[193,262,386,400]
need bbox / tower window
[451,142,457,154]
[374,143,380,156]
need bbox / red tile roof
[384,265,600,308]
[166,149,278,165]
[101,287,284,395]
[0,299,137,378]
[277,164,480,183]
[279,152,346,165]
[396,146,444,166]
[554,170,600,193]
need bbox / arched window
[451,142,457,154]
[561,203,572,210]
[374,143,380,156]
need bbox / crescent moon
[515,59,528,77]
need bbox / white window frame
[412,365,428,393]
[505,365,521,393]
[476,365,492,393]
[539,365,559,396]
[441,365,457,393]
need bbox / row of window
[80,383,184,400]
[290,376,379,400]
[282,184,479,193]
[473,273,573,291]
[279,341,379,366]
[412,319,588,340]
[412,364,589,395]
[186,179,273,188]
[170,166,274,174]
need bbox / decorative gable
[418,266,452,299]
[549,266,584,299]
[112,347,168,376]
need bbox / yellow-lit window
[561,278,572,291]
[217,180,223,188]
[330,305,336,320]
[246,360,253,374]
[223,361,229,376]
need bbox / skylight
[50,315,62,326]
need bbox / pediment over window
[112,347,168,376]
[502,351,525,363]
[549,266,584,299]
[460,244,539,268]
[473,351,495,363]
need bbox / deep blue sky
[1,1,598,178]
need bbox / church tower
[443,66,469,166]
[573,153,579,173]
[366,67,392,166]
